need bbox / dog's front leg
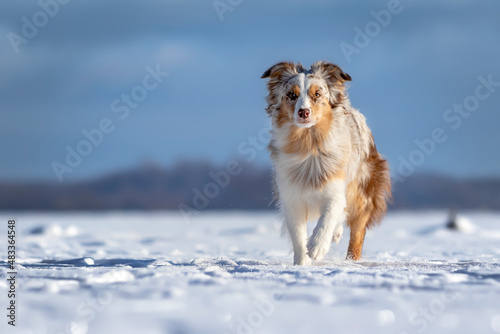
[307,181,347,261]
[283,204,311,266]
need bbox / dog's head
[261,61,351,128]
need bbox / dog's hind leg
[345,188,371,261]
[346,147,391,260]
[346,221,367,261]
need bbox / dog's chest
[275,150,342,189]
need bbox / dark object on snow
[446,208,458,230]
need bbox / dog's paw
[332,224,344,244]
[294,255,312,266]
[307,236,331,261]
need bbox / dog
[261,61,391,265]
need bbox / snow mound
[446,216,477,233]
[87,270,135,284]
[28,223,79,237]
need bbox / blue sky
[1,0,499,182]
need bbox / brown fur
[282,111,333,157]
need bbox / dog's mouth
[295,118,315,128]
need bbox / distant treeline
[1,161,499,211]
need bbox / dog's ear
[262,62,299,116]
[311,61,351,108]
[261,61,298,79]
[311,61,351,84]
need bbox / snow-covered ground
[1,210,500,334]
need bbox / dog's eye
[287,92,297,100]
[315,92,321,98]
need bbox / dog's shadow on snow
[0,257,157,269]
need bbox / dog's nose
[298,108,310,119]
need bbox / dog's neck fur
[269,104,350,191]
